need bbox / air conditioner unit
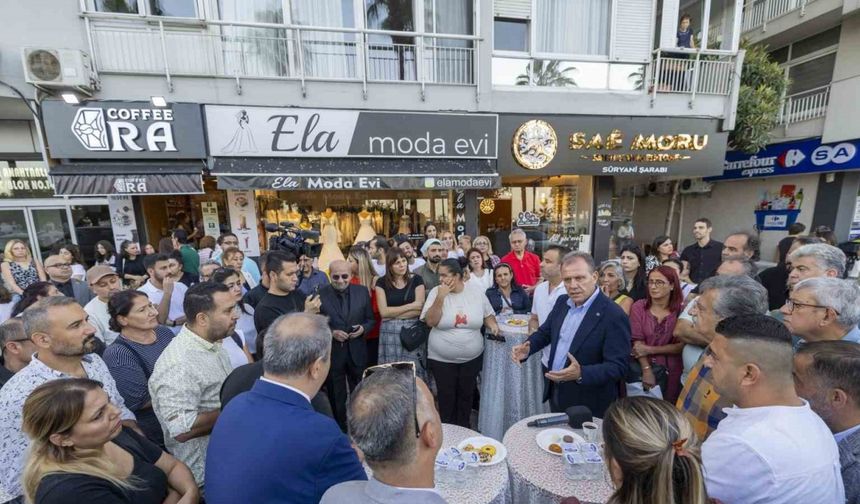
[647,181,672,196]
[22,48,96,91]
[679,178,713,194]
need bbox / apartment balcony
[82,12,478,97]
[779,84,830,124]
[740,0,843,46]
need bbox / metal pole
[689,51,701,108]
[158,20,173,92]
[296,28,306,97]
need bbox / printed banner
[226,190,261,257]
[108,195,138,252]
[201,202,220,238]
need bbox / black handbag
[626,360,669,392]
[399,278,429,352]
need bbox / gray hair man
[675,275,769,439]
[205,313,366,503]
[198,260,221,283]
[0,319,33,389]
[787,243,846,290]
[794,341,860,504]
[322,367,445,504]
[782,277,860,349]
[501,228,541,294]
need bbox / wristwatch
[576,376,583,384]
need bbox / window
[534,0,610,56]
[791,26,841,60]
[494,18,528,51]
[769,46,789,65]
[364,0,416,81]
[94,0,139,13]
[788,53,836,94]
[148,0,197,17]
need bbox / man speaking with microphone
[511,251,630,417]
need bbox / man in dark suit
[319,260,376,430]
[44,254,93,306]
[205,313,366,504]
[512,251,630,417]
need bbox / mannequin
[318,207,344,272]
[353,206,376,244]
[285,203,302,225]
[398,212,411,235]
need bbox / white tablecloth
[478,314,550,441]
[503,414,613,504]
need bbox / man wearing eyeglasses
[0,319,33,389]
[318,260,376,431]
[213,233,262,285]
[297,253,329,297]
[781,277,860,350]
[44,254,93,307]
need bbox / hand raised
[545,353,582,383]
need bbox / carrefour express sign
[707,137,860,181]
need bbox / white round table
[503,414,613,504]
[478,313,550,441]
[365,423,510,504]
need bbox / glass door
[28,208,73,261]
[0,209,33,258]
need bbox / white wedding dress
[318,213,345,272]
[353,213,376,244]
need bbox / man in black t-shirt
[243,252,270,309]
[253,252,321,352]
[680,218,724,284]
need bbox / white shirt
[531,280,567,367]
[678,301,704,382]
[139,280,188,335]
[421,281,494,364]
[222,333,249,369]
[408,257,426,273]
[84,297,120,345]
[467,269,493,291]
[260,377,311,403]
[71,263,87,280]
[703,400,844,504]
[373,261,386,278]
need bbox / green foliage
[729,41,790,154]
[516,60,577,87]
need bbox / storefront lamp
[61,93,79,104]
[151,96,167,107]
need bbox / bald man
[318,260,377,430]
[44,254,93,306]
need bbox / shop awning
[50,162,205,196]
[210,158,501,191]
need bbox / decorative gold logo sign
[512,120,558,170]
[569,129,709,162]
[479,199,496,214]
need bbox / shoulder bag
[399,277,429,352]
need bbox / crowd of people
[0,218,858,504]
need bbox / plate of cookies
[457,436,507,466]
[535,428,585,456]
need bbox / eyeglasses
[362,361,420,437]
[784,298,837,315]
[331,274,350,280]
[47,263,71,269]
[647,279,668,287]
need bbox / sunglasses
[331,274,351,280]
[362,361,420,437]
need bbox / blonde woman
[348,245,381,365]
[599,396,714,504]
[21,378,198,504]
[439,230,459,259]
[1,239,45,295]
[473,235,501,268]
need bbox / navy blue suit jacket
[205,379,366,504]
[525,290,631,418]
[485,286,532,315]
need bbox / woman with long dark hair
[117,241,147,288]
[11,282,61,318]
[619,244,648,301]
[94,240,118,270]
[485,263,531,315]
[630,266,684,403]
[56,243,87,281]
[645,235,677,273]
[211,267,257,364]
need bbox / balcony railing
[82,12,477,92]
[650,49,738,100]
[779,84,830,125]
[742,0,817,32]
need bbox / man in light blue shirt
[781,277,860,351]
[794,341,860,504]
[212,232,261,284]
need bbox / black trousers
[366,338,379,368]
[325,340,364,431]
[429,354,483,428]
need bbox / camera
[265,221,323,258]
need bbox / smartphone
[351,325,361,333]
[313,285,320,297]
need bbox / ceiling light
[150,96,167,107]
[61,93,79,104]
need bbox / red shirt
[500,250,541,288]
[350,276,381,339]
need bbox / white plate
[457,436,507,466]
[504,318,529,327]
[535,428,585,456]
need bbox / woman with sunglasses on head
[485,263,531,316]
[347,246,382,366]
[21,378,198,504]
[103,290,175,448]
[630,266,684,403]
[376,249,428,382]
[211,267,256,366]
[421,259,500,427]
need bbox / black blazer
[318,284,376,368]
[525,290,631,418]
[485,286,532,315]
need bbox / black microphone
[527,406,593,429]
[264,223,280,233]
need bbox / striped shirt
[103,326,175,411]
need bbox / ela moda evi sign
[205,106,498,159]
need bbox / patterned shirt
[676,349,730,440]
[149,325,232,486]
[0,354,135,498]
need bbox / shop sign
[201,202,220,238]
[515,211,540,227]
[108,195,139,252]
[0,162,55,198]
[499,115,727,176]
[707,137,860,181]
[453,190,466,238]
[596,203,612,228]
[226,190,261,257]
[205,106,498,159]
[216,174,501,191]
[52,172,204,196]
[41,101,206,159]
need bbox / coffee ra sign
[41,101,207,159]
